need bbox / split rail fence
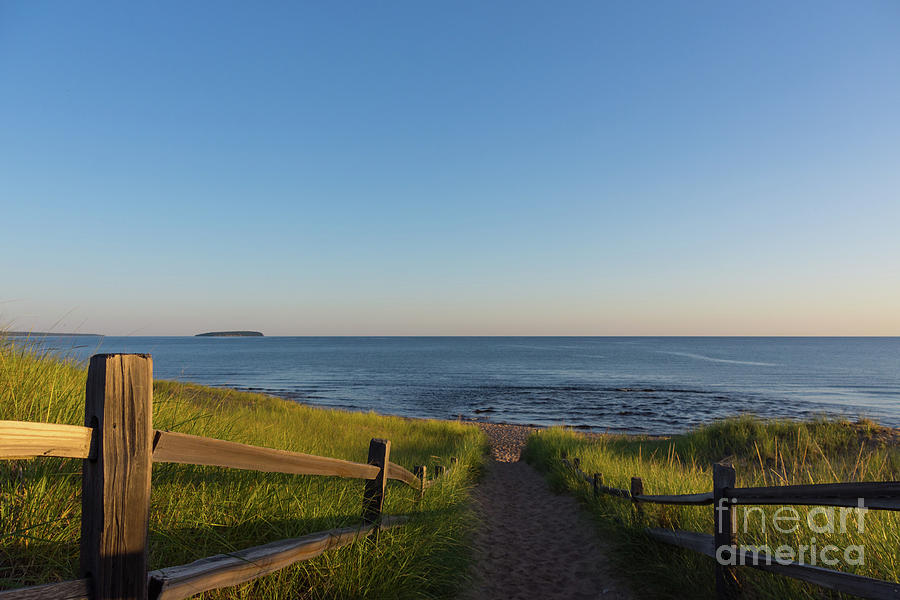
[559,453,900,600]
[0,354,457,600]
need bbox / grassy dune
[0,339,487,599]
[524,417,900,599]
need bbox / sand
[461,423,633,600]
[474,422,538,462]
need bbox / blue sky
[2,1,899,335]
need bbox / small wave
[617,410,655,416]
[608,387,719,395]
[656,351,777,367]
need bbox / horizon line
[5,332,900,339]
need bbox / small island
[195,331,264,337]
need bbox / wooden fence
[558,453,900,600]
[0,354,458,600]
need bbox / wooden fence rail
[147,517,409,600]
[644,528,900,600]
[560,454,900,600]
[0,354,460,600]
[151,429,382,480]
[0,421,94,459]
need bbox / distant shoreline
[3,331,102,337]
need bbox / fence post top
[713,463,736,484]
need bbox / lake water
[17,336,900,434]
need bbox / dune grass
[524,416,900,599]
[0,337,487,599]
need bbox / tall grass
[0,337,487,599]
[524,416,900,599]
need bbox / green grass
[523,416,900,599]
[0,337,487,599]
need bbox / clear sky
[2,1,899,336]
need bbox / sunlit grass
[524,416,899,599]
[0,337,487,599]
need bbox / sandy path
[461,424,633,600]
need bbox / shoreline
[315,399,900,450]
[194,381,900,443]
[199,381,678,436]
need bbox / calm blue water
[17,336,900,434]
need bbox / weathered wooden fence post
[630,477,644,524]
[413,465,426,500]
[81,354,154,600]
[592,473,602,497]
[713,463,739,599]
[573,457,581,471]
[362,439,390,527]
